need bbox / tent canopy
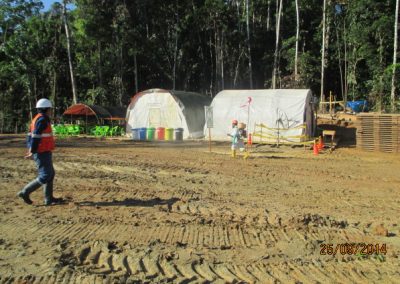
[105,106,126,120]
[126,88,211,139]
[63,103,126,121]
[205,89,315,141]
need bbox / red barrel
[156,127,165,140]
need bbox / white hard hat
[36,98,53,108]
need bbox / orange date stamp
[320,243,387,256]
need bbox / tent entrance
[148,107,162,127]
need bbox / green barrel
[165,128,174,141]
[146,127,156,140]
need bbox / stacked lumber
[356,114,400,153]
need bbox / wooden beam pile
[356,114,400,153]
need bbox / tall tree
[63,0,77,104]
[246,0,253,88]
[272,0,282,89]
[391,0,399,112]
[294,0,300,81]
[320,0,327,111]
[172,7,179,90]
[2,0,399,132]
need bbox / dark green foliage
[0,0,398,132]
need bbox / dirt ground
[0,135,399,283]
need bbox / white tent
[126,88,211,139]
[205,89,315,142]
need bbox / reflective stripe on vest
[30,113,55,153]
[28,133,53,138]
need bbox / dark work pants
[21,152,55,202]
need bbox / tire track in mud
[58,153,400,226]
[3,140,400,283]
[0,216,384,254]
[57,157,212,203]
[3,212,397,281]
[58,155,208,176]
[5,217,398,282]
[17,239,397,284]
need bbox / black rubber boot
[17,179,42,205]
[17,192,33,205]
[44,180,64,206]
[44,179,53,205]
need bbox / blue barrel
[139,127,147,140]
[131,128,140,140]
[174,128,184,141]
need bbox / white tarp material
[126,89,211,139]
[204,89,315,142]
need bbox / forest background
[0,0,399,132]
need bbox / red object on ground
[313,140,319,155]
[248,133,252,146]
[318,136,324,150]
[156,127,165,140]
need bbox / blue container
[139,127,147,140]
[346,100,368,113]
[131,128,140,140]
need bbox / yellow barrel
[165,128,174,141]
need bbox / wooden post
[277,123,280,147]
[208,128,211,152]
[246,102,250,151]
[329,91,332,114]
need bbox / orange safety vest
[29,113,55,153]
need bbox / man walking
[17,98,63,206]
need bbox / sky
[41,0,75,11]
[41,0,57,11]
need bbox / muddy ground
[0,135,399,283]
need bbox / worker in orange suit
[17,98,64,206]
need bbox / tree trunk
[2,22,8,44]
[214,26,225,91]
[33,76,37,102]
[51,70,57,112]
[98,42,103,87]
[28,88,33,121]
[172,13,179,90]
[214,24,219,90]
[221,32,225,90]
[119,44,123,106]
[246,0,253,88]
[209,34,214,94]
[294,0,299,81]
[378,35,385,112]
[336,22,344,100]
[134,52,138,94]
[272,0,282,89]
[320,0,327,112]
[0,112,3,134]
[267,0,271,31]
[63,1,78,104]
[391,0,399,112]
[344,20,348,110]
[51,15,61,112]
[234,48,244,88]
